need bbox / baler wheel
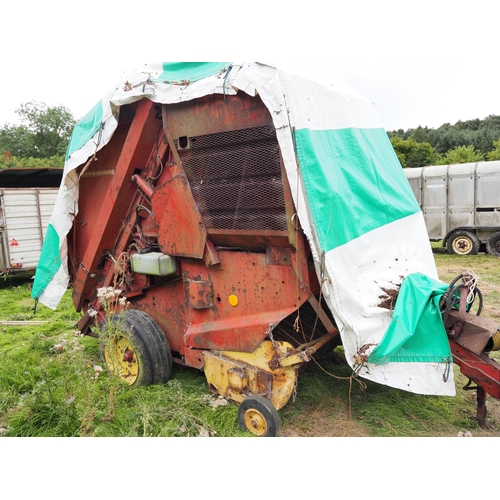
[238,395,281,437]
[100,310,172,386]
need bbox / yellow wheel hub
[452,236,473,255]
[103,336,139,385]
[242,408,268,436]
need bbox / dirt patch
[281,406,369,437]
[485,305,500,323]
[378,285,400,310]
[458,389,500,437]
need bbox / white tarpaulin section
[33,62,455,396]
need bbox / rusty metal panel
[180,248,310,353]
[69,92,312,380]
[72,99,161,310]
[164,93,273,139]
[265,246,292,266]
[445,309,495,356]
[179,125,287,234]
[184,277,214,309]
[151,174,207,258]
[203,239,220,267]
[163,92,287,240]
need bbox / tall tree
[390,137,440,168]
[388,114,500,157]
[486,139,500,161]
[0,101,76,158]
[437,145,484,165]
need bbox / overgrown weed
[0,281,245,437]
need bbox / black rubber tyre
[100,309,172,387]
[238,396,282,437]
[486,231,500,256]
[447,230,480,256]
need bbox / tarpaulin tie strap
[442,358,451,382]
[223,65,233,100]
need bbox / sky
[1,2,499,134]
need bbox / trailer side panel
[0,188,58,274]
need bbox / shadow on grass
[0,273,35,290]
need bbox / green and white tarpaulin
[33,62,455,396]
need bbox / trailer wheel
[448,230,480,255]
[238,396,281,437]
[100,310,172,387]
[486,232,500,256]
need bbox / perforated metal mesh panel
[177,125,287,232]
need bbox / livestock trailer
[33,63,500,435]
[404,161,500,255]
[0,168,61,275]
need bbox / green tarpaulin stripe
[157,62,230,83]
[31,224,61,299]
[294,127,420,251]
[66,100,103,160]
[369,273,452,364]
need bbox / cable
[134,205,156,247]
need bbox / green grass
[278,347,496,437]
[1,249,500,437]
[0,276,246,437]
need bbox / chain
[267,324,286,357]
[267,324,298,404]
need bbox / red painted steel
[449,340,500,400]
[151,175,207,258]
[69,92,315,372]
[449,339,500,424]
[71,99,161,311]
[164,93,273,138]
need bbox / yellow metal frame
[203,332,338,410]
[203,340,297,410]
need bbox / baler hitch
[442,273,500,426]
